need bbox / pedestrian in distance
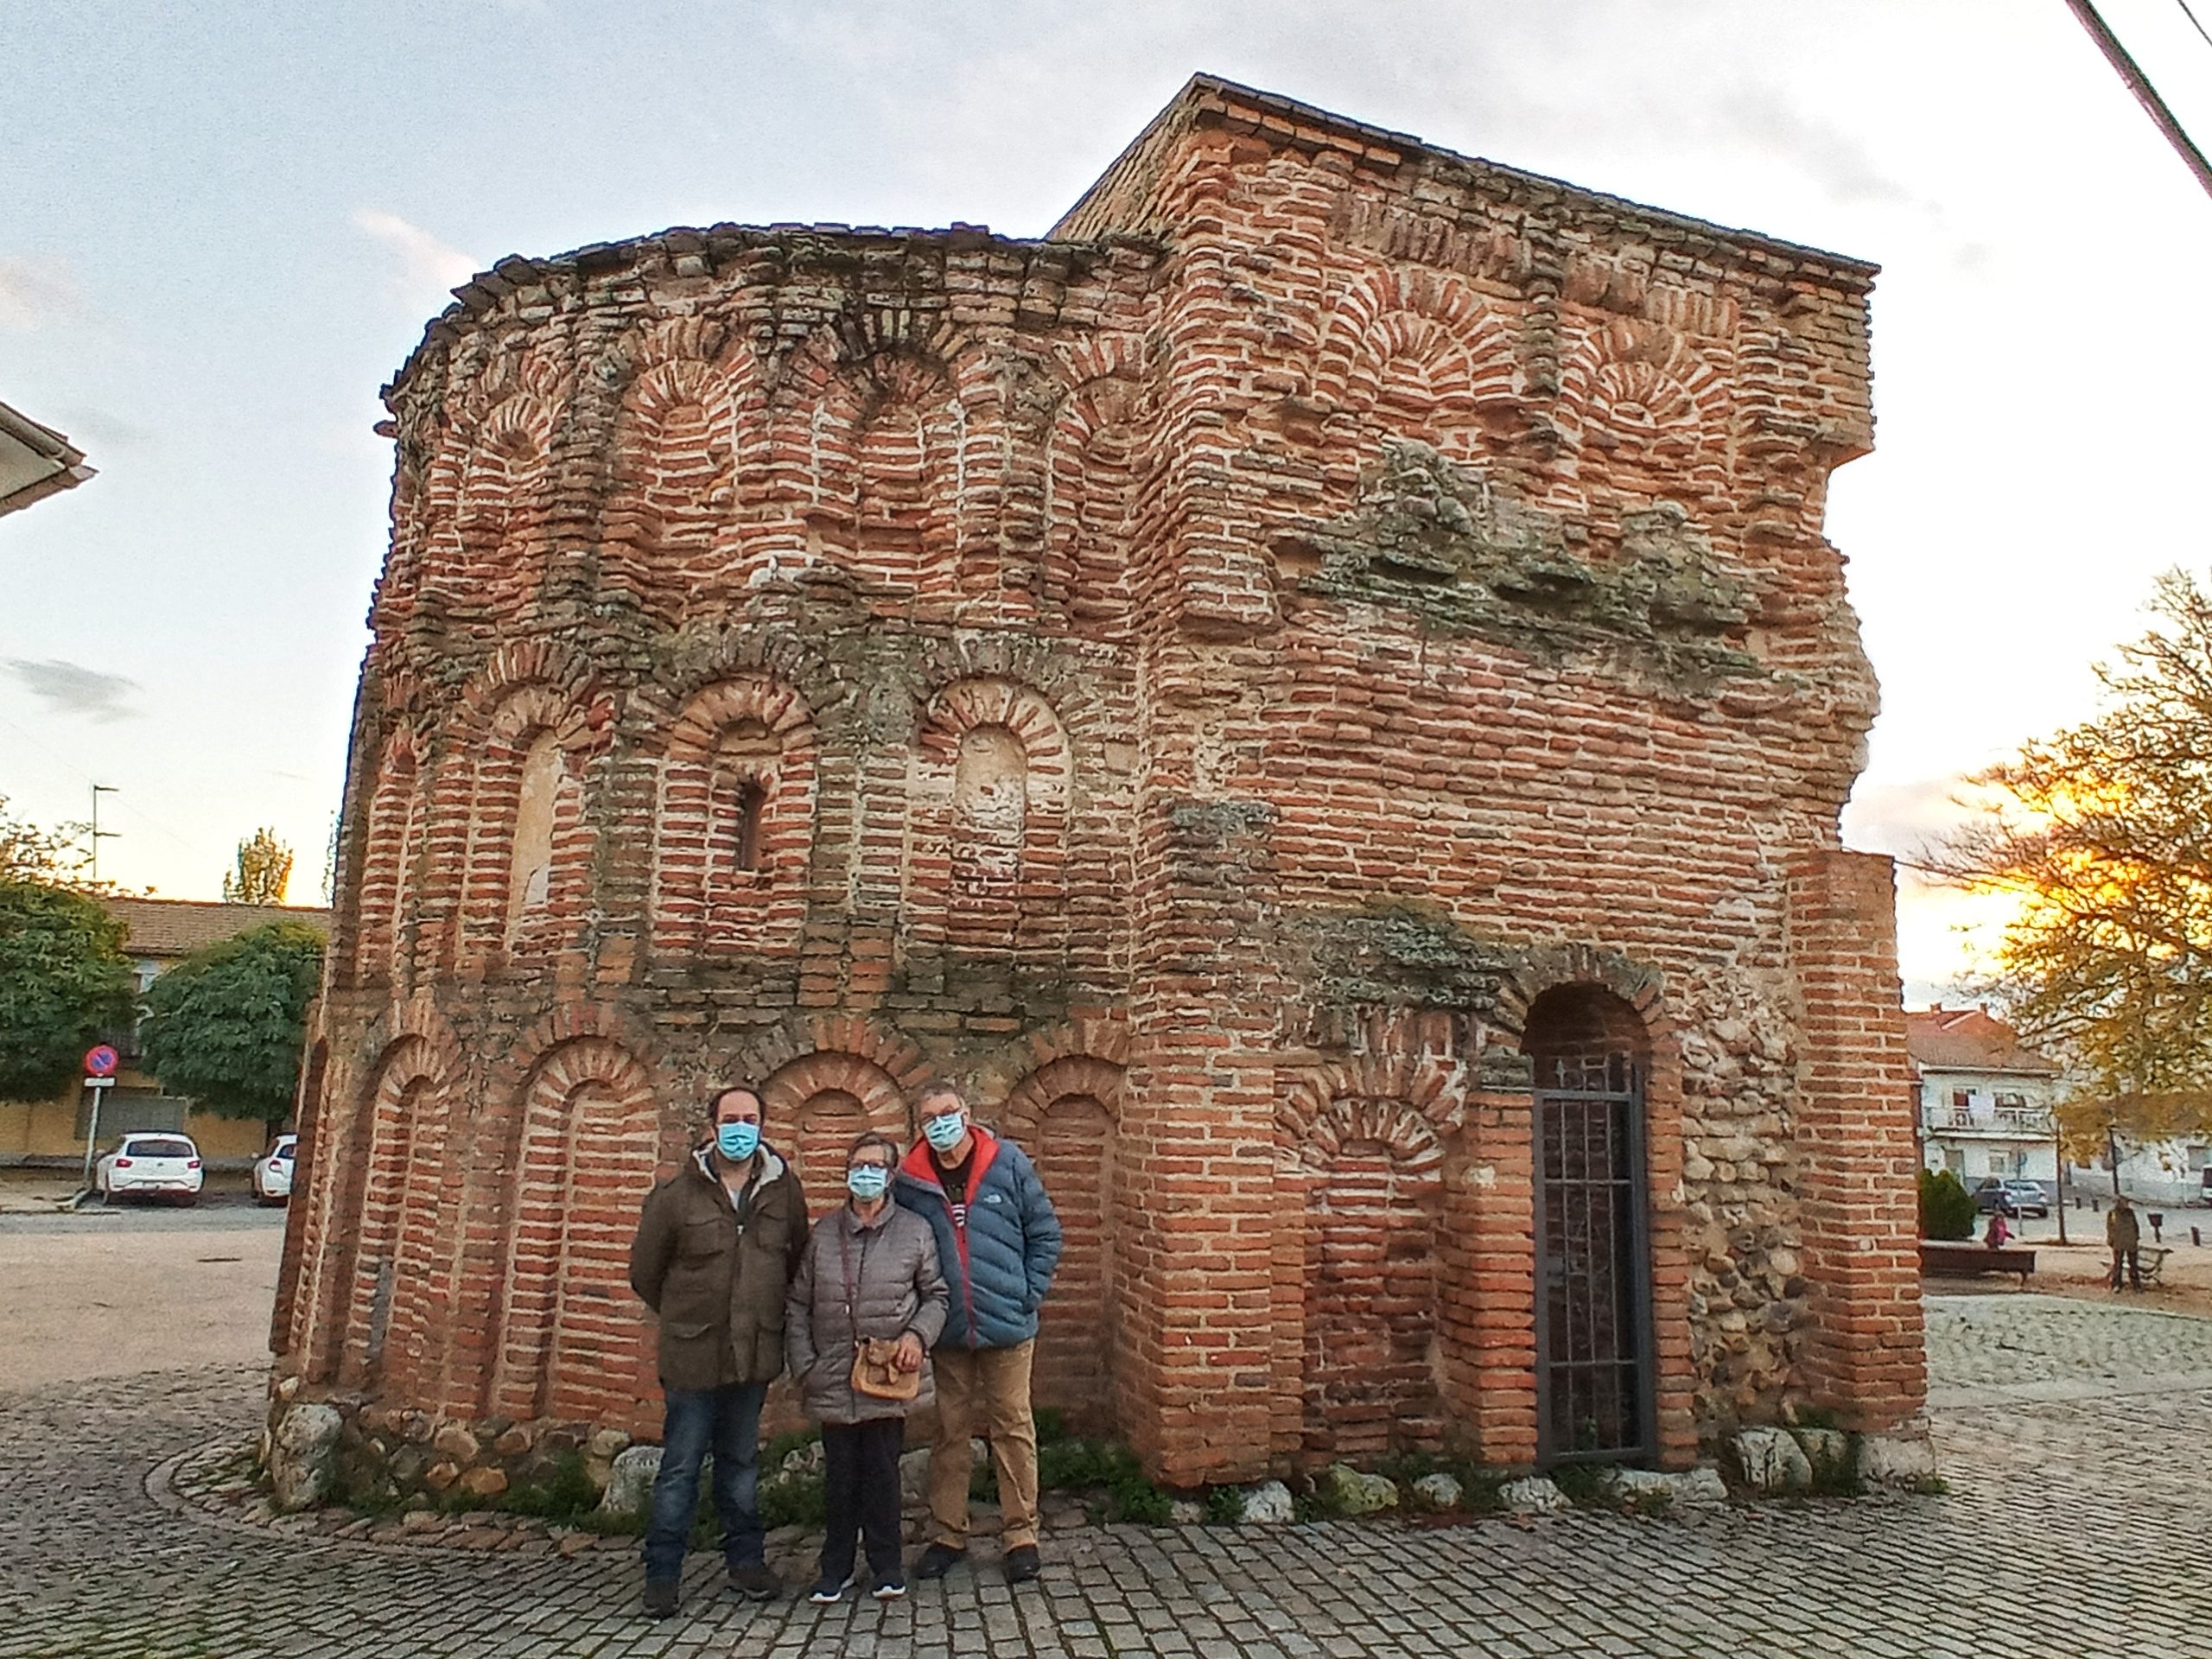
[628,1084,810,1619]
[895,1082,1063,1586]
[1982,1209,2012,1250]
[785,1131,949,1605]
[2107,1193,2143,1291]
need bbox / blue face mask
[846,1165,890,1200]
[923,1111,966,1153]
[715,1120,761,1162]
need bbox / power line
[2064,0,2212,200]
[0,707,222,865]
[2177,0,2212,54]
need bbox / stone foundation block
[268,1403,343,1513]
[1730,1428,1812,1494]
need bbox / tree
[1929,569,2212,1147]
[222,827,294,906]
[138,921,324,1127]
[1916,1168,1977,1241]
[1,794,87,885]
[0,878,136,1101]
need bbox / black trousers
[820,1416,906,1584]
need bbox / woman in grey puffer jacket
[786,1132,948,1602]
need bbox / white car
[96,1133,204,1205]
[252,1134,297,1204]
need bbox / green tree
[139,921,324,1126]
[1929,569,2212,1147]
[222,827,294,906]
[0,878,136,1101]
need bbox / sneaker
[871,1578,908,1601]
[1003,1545,1041,1585]
[914,1542,965,1580]
[808,1577,846,1605]
[728,1561,779,1601]
[643,1579,680,1619]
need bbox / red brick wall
[1788,850,1927,1431]
[274,77,1919,1490]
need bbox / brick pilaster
[1787,849,1927,1430]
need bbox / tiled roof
[102,896,331,961]
[1904,1007,2062,1077]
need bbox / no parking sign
[84,1045,119,1079]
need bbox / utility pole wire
[2063,0,2212,200]
[2177,0,2212,54]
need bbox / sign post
[78,1046,120,1196]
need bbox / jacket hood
[690,1141,789,1187]
[897,1124,999,1193]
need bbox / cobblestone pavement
[2,1294,2206,1659]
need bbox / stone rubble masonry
[270,72,1924,1497]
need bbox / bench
[2115,1247,2173,1288]
[1921,1241,2037,1287]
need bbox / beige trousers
[927,1339,1040,1552]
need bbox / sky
[4,0,2211,1003]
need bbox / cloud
[1840,772,2015,866]
[0,255,84,330]
[352,208,480,298]
[6,659,143,723]
[1719,88,1922,208]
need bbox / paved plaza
[1,1273,2207,1657]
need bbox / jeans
[820,1417,906,1586]
[642,1382,767,1584]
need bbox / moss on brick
[1287,442,1760,688]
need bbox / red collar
[899,1125,999,1194]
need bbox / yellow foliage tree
[1930,569,2212,1152]
[222,827,294,906]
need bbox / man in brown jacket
[629,1084,808,1618]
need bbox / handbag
[850,1336,921,1402]
[841,1221,922,1402]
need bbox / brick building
[270,76,1926,1495]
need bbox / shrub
[502,1453,601,1522]
[760,1471,828,1529]
[1546,1464,1610,1509]
[1106,1469,1173,1524]
[1033,1435,1172,1523]
[1204,1484,1245,1525]
[1917,1168,1977,1240]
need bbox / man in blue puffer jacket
[894,1081,1062,1585]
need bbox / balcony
[1926,1107,2050,1135]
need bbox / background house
[1910,1004,2212,1206]
[1909,1005,2063,1191]
[0,894,329,1171]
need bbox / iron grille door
[1533,1055,1655,1465]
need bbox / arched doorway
[1523,985,1654,1465]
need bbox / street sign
[84,1045,119,1078]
